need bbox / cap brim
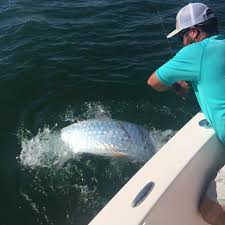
[167,29,181,38]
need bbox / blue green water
[1,0,224,224]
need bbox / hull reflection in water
[61,119,156,160]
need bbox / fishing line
[153,0,174,56]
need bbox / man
[147,3,225,225]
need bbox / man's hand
[172,81,189,96]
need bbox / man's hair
[195,9,218,35]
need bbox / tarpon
[60,119,157,160]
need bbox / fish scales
[61,119,156,160]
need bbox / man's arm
[147,71,190,95]
[147,71,171,92]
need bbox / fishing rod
[153,0,193,103]
[153,0,186,56]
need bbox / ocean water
[1,0,224,224]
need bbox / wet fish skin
[61,119,156,160]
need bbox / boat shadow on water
[18,153,144,225]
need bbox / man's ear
[191,27,201,40]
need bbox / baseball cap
[167,3,216,38]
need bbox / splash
[18,101,175,168]
[18,124,174,169]
[82,102,112,120]
[151,129,175,150]
[19,126,74,168]
[18,102,113,168]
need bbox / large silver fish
[61,119,156,160]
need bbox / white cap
[167,3,216,38]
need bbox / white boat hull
[88,113,225,225]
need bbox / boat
[88,112,225,225]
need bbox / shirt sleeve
[156,43,203,86]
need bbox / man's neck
[198,32,218,42]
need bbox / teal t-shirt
[156,35,225,144]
